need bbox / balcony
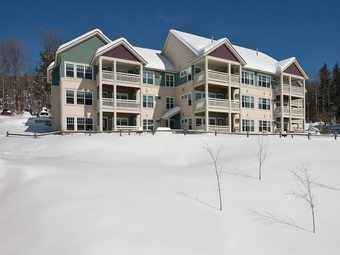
[100,98,141,113]
[194,98,240,112]
[193,70,240,86]
[101,71,141,86]
[196,124,230,132]
[117,125,140,131]
[275,84,304,97]
[275,106,304,118]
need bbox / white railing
[102,98,114,108]
[102,71,114,82]
[209,125,230,132]
[117,72,140,84]
[117,125,140,130]
[194,98,206,111]
[208,98,229,108]
[194,98,240,111]
[208,70,229,83]
[291,86,304,96]
[291,108,304,117]
[230,74,240,84]
[283,84,290,93]
[291,100,303,107]
[117,99,140,109]
[193,72,205,85]
[276,106,304,117]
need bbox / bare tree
[290,166,316,233]
[257,136,268,180]
[204,143,223,211]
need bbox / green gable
[59,35,107,78]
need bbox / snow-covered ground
[0,115,339,255]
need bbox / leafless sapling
[257,136,268,180]
[204,144,223,211]
[290,166,316,233]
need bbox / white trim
[64,89,93,106]
[165,73,175,87]
[143,71,155,85]
[64,61,94,80]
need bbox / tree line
[0,30,61,113]
[306,62,340,123]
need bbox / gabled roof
[57,29,111,53]
[276,57,308,79]
[134,47,175,72]
[168,29,246,65]
[92,38,148,65]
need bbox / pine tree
[332,63,340,120]
[318,64,332,122]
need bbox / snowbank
[0,132,339,255]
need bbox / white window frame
[143,95,155,108]
[143,71,155,85]
[258,97,271,110]
[64,61,93,80]
[65,89,93,106]
[241,71,255,85]
[259,120,271,132]
[242,119,255,132]
[143,119,154,130]
[258,74,271,88]
[165,73,175,87]
[242,95,255,108]
[166,96,175,109]
[66,117,75,131]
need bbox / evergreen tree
[332,62,340,120]
[318,64,332,121]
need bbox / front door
[103,117,108,131]
[170,119,175,129]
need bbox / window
[77,118,85,131]
[65,62,93,80]
[242,119,254,132]
[143,71,154,85]
[143,119,154,130]
[66,90,74,104]
[85,92,92,105]
[258,74,271,88]
[85,118,93,130]
[166,97,174,109]
[76,65,85,79]
[117,118,128,126]
[66,89,92,105]
[180,67,192,81]
[66,64,74,78]
[195,92,205,100]
[165,74,175,87]
[242,95,254,108]
[258,97,271,110]
[77,91,85,104]
[143,95,155,108]
[241,71,255,85]
[66,117,75,130]
[259,120,271,132]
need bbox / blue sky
[1,0,339,77]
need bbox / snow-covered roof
[47,61,55,70]
[57,29,111,53]
[134,47,175,72]
[161,106,181,119]
[167,29,306,76]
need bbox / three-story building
[48,29,308,133]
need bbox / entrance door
[103,117,108,131]
[170,119,175,129]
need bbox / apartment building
[47,29,308,133]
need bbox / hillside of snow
[0,115,339,255]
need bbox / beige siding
[163,34,196,70]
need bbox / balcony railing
[193,71,240,86]
[101,71,141,85]
[100,98,140,112]
[276,84,304,97]
[208,70,229,83]
[196,125,230,132]
[194,98,240,112]
[117,125,140,131]
[275,106,304,117]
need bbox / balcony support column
[289,76,292,132]
[99,56,103,132]
[139,64,143,129]
[228,63,232,132]
[239,65,242,133]
[113,60,117,131]
[303,79,306,131]
[280,74,284,132]
[204,57,209,132]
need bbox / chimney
[211,36,214,43]
[256,48,259,56]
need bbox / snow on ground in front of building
[0,116,339,255]
[0,112,53,135]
